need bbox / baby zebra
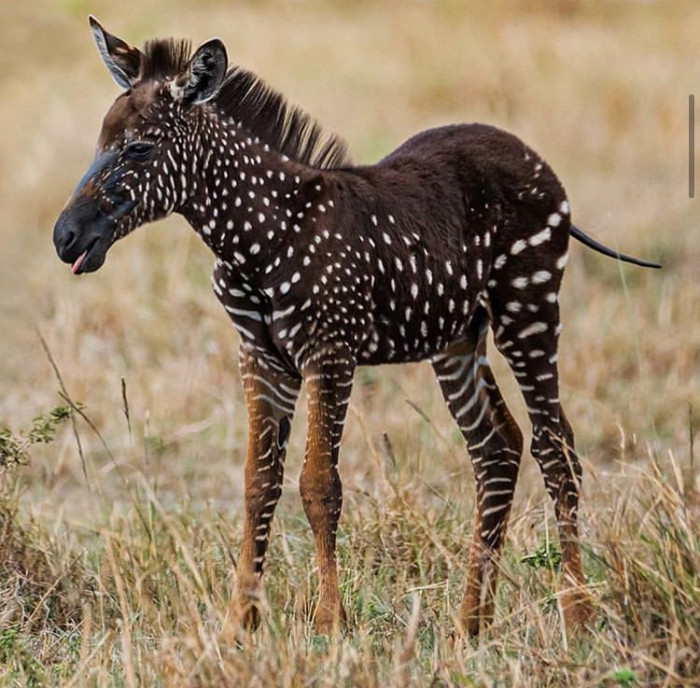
[53,19,659,636]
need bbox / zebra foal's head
[53,17,227,274]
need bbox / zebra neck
[179,119,327,285]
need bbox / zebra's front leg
[233,346,301,630]
[300,346,355,635]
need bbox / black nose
[53,212,79,261]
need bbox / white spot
[510,239,527,255]
[531,270,552,284]
[517,321,548,339]
[506,301,522,313]
[529,228,552,246]
[547,213,562,227]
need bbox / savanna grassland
[0,1,698,686]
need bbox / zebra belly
[357,298,478,365]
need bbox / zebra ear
[89,16,142,89]
[179,38,228,104]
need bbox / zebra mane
[141,38,192,81]
[139,38,351,170]
[215,67,351,170]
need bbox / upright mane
[140,38,351,170]
[141,38,192,81]
[215,68,351,170]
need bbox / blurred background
[0,0,697,524]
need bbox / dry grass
[0,0,698,685]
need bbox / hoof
[455,613,492,641]
[313,600,347,636]
[458,595,494,639]
[562,589,594,634]
[231,592,262,632]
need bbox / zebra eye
[125,141,155,162]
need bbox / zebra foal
[53,19,659,636]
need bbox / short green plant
[521,542,563,572]
[0,404,74,470]
[613,668,637,687]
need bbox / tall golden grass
[0,1,698,685]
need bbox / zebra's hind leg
[432,307,524,636]
[492,292,593,634]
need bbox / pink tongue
[71,250,87,274]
